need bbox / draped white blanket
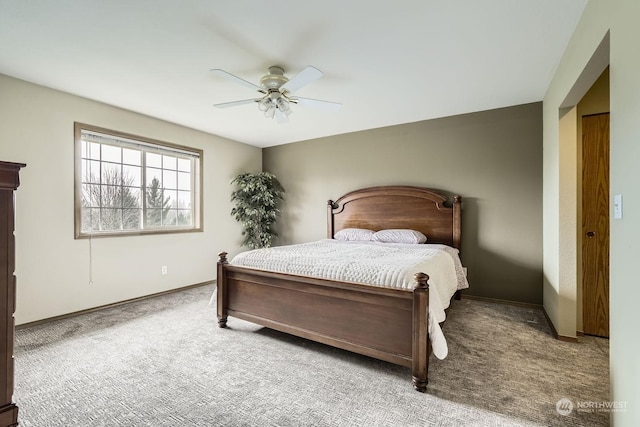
[230,239,469,360]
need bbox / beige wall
[264,102,543,304]
[544,1,639,424]
[609,2,640,424]
[0,74,262,325]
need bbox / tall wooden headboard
[327,186,461,249]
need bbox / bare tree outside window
[81,168,141,232]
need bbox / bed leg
[217,252,228,328]
[412,272,430,392]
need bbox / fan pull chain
[88,234,94,285]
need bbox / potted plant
[230,172,285,249]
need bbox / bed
[216,185,466,391]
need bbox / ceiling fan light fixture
[212,65,341,121]
[276,97,290,112]
[257,97,271,112]
[264,104,276,119]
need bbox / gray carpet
[15,285,609,426]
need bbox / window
[74,123,202,238]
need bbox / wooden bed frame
[216,185,461,391]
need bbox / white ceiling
[0,1,586,148]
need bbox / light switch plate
[614,194,622,219]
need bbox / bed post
[412,272,430,392]
[217,252,228,328]
[327,200,338,238]
[452,195,462,250]
[453,196,462,300]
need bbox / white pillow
[372,229,427,244]
[334,228,375,241]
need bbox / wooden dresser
[0,161,25,427]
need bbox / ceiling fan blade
[294,97,342,111]
[213,99,259,108]
[281,66,323,93]
[275,108,289,124]
[210,69,264,92]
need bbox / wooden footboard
[217,252,431,391]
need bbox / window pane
[81,140,88,159]
[146,167,162,187]
[146,208,162,227]
[101,185,122,207]
[123,165,141,187]
[164,190,178,208]
[123,148,141,166]
[81,207,100,232]
[100,208,122,231]
[123,187,141,209]
[81,159,89,183]
[163,155,177,170]
[177,191,191,208]
[102,144,121,163]
[177,172,191,190]
[81,184,101,208]
[87,160,101,183]
[102,162,121,185]
[146,185,167,211]
[177,210,192,226]
[89,208,101,232]
[163,170,177,190]
[122,209,141,230]
[147,152,162,168]
[163,209,177,226]
[89,142,101,160]
[177,158,191,172]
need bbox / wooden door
[582,113,609,338]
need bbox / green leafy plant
[231,172,285,249]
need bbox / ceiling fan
[210,65,341,123]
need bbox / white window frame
[74,122,203,238]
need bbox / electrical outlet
[161,265,168,275]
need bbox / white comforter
[230,239,469,359]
